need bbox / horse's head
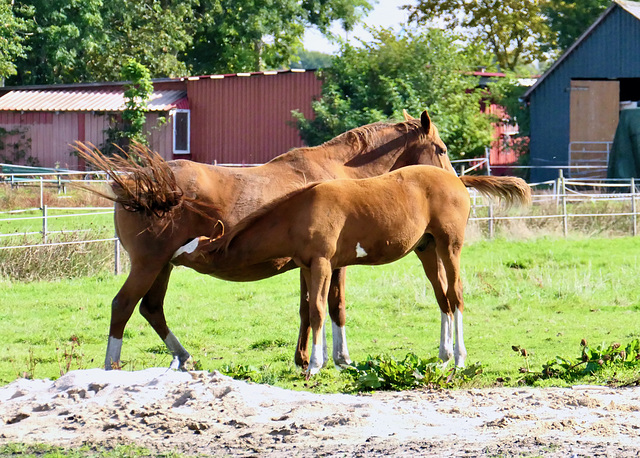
[396,110,456,175]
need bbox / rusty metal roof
[0,89,188,112]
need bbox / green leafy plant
[221,363,262,382]
[515,339,640,385]
[342,353,482,391]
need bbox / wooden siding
[0,111,174,168]
[528,5,640,181]
[187,72,322,164]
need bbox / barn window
[173,109,190,155]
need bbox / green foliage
[294,28,495,158]
[121,60,154,145]
[0,1,31,80]
[406,0,555,71]
[290,49,333,69]
[100,60,155,153]
[184,0,372,74]
[516,339,640,386]
[0,443,167,458]
[543,0,610,52]
[0,126,36,166]
[10,0,104,85]
[343,353,483,391]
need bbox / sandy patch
[2,369,640,456]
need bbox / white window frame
[172,109,190,155]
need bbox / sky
[302,0,417,55]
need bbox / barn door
[569,80,619,178]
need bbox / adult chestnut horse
[79,110,458,370]
[171,165,530,374]
[79,111,528,371]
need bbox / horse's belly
[179,257,297,282]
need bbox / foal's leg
[105,262,165,370]
[435,234,467,367]
[302,258,332,376]
[139,263,191,370]
[414,242,454,364]
[328,267,351,366]
[297,269,348,369]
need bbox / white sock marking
[105,336,123,370]
[355,242,368,258]
[171,238,200,260]
[308,341,325,375]
[332,321,351,366]
[454,308,467,367]
[439,311,454,363]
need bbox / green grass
[1,236,640,391]
[0,443,183,458]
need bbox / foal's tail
[459,175,531,207]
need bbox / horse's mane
[206,181,323,254]
[323,118,425,152]
[270,118,426,164]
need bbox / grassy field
[1,235,639,391]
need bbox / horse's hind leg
[302,257,332,376]
[139,263,191,370]
[414,238,455,364]
[295,273,312,369]
[328,267,351,367]
[106,262,165,370]
[434,232,467,367]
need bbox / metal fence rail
[3,169,640,275]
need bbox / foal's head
[395,110,456,175]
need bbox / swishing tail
[74,142,217,231]
[459,175,531,207]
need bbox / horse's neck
[294,139,406,178]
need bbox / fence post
[42,204,48,243]
[114,236,121,275]
[40,176,44,208]
[632,177,637,236]
[485,147,491,176]
[488,201,494,239]
[560,170,568,237]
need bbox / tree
[0,1,32,81]
[183,0,372,75]
[290,49,333,69]
[10,0,105,85]
[543,0,610,52]
[293,28,497,159]
[406,0,555,72]
[96,0,196,80]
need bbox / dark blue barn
[524,0,640,182]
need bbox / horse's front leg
[303,258,332,376]
[139,263,191,370]
[328,267,351,367]
[106,262,166,370]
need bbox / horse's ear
[402,109,414,120]
[420,110,431,133]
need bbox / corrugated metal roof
[524,0,640,99]
[0,89,188,112]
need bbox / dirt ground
[1,368,640,457]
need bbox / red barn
[0,70,322,169]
